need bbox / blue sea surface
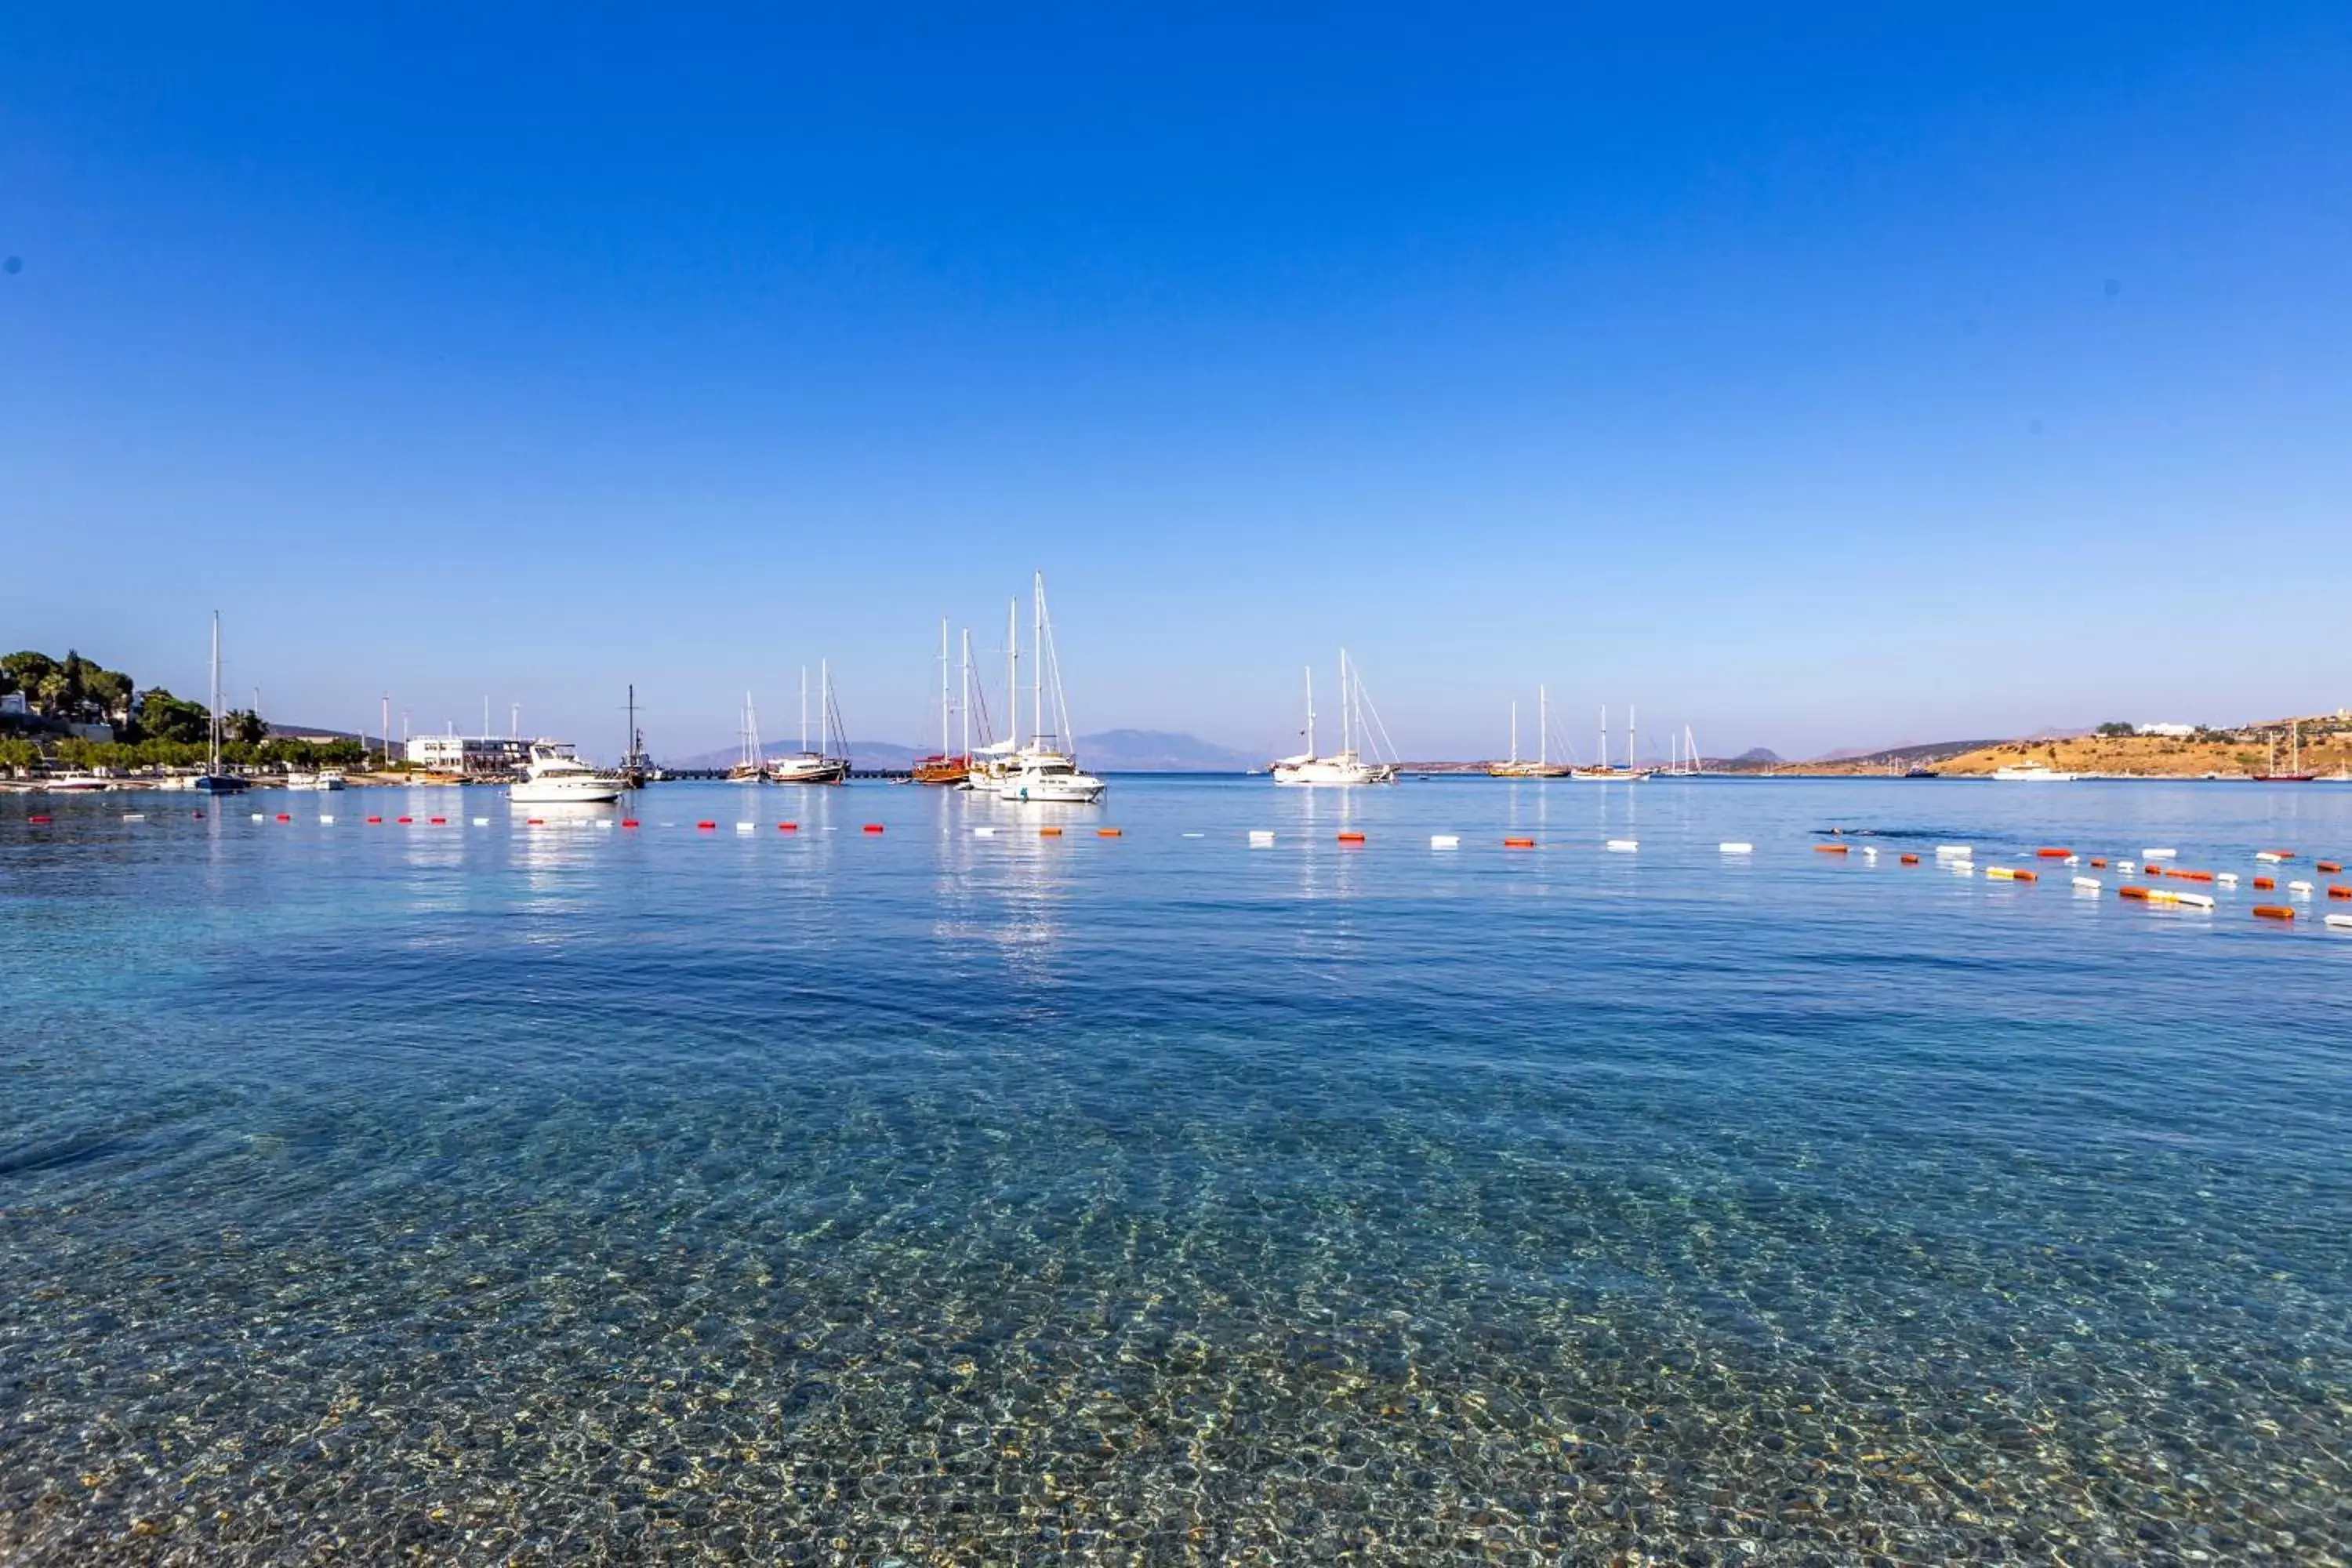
[4,777,2349,1563]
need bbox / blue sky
[4,5,2347,760]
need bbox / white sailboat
[1570,704,1653,781]
[995,572,1105,803]
[1271,652,1398,786]
[727,692,764,783]
[767,662,850,784]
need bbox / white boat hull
[997,777,1106,804]
[510,779,624,804]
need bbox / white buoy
[2256,851,2288,863]
[250,812,265,821]
[472,816,489,826]
[1606,839,1638,852]
[1861,846,1879,861]
[736,822,755,833]
[1181,832,1205,839]
[122,812,146,821]
[2143,848,2177,860]
[973,826,996,837]
[1248,830,1275,847]
[1935,844,1971,859]
[1718,842,1754,855]
[2288,880,2314,897]
[2073,876,2101,891]
[596,819,613,829]
[2217,872,2240,887]
[2063,854,2078,866]
[318,814,333,825]
[2325,913,2352,931]
[1430,834,1461,849]
[2176,892,2215,910]
[1948,860,1975,875]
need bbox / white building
[406,735,532,776]
[2135,723,2197,739]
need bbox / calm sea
[4,777,2347,1563]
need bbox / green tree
[2095,721,2133,738]
[2,652,58,706]
[134,688,212,745]
[227,709,268,746]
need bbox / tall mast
[1304,665,1316,757]
[1599,706,1607,774]
[1339,650,1353,757]
[938,616,951,756]
[209,610,223,774]
[960,629,972,759]
[1628,704,1636,771]
[799,666,809,754]
[1539,685,1548,768]
[821,658,831,757]
[1508,700,1519,765]
[1030,572,1044,750]
[1006,597,1019,754]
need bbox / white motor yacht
[509,742,626,804]
[1991,761,2078,782]
[285,769,348,791]
[996,750,1107,804]
[40,771,111,792]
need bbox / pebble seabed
[4,1043,2347,1567]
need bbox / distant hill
[1728,747,1781,765]
[659,729,1256,772]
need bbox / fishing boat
[1272,652,1398,786]
[1489,686,1570,778]
[191,612,249,795]
[913,619,973,786]
[510,742,626,804]
[994,572,1105,803]
[767,662,850,784]
[1991,761,2078,782]
[1570,704,1654,780]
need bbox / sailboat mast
[1304,666,1316,757]
[1340,650,1353,757]
[1599,706,1607,774]
[1031,572,1044,750]
[209,610,223,773]
[821,658,831,757]
[1006,597,1019,754]
[960,629,972,759]
[1628,704,1636,771]
[1508,700,1519,765]
[938,617,951,756]
[1539,685,1548,768]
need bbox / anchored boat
[1272,651,1398,786]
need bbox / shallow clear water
[4,777,2349,1563]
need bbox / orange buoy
[429,816,446,825]
[2253,876,2276,891]
[2252,905,2296,921]
[2089,857,2107,868]
[1900,853,1919,865]
[2328,884,2350,900]
[1504,836,1535,848]
[275,812,290,822]
[1814,844,1849,855]
[862,823,884,833]
[397,815,413,824]
[366,815,383,824]
[777,822,797,832]
[1097,827,1123,837]
[621,818,640,827]
[2118,885,2151,901]
[696,820,717,829]
[2318,860,2343,874]
[1337,831,1367,844]
[27,814,52,824]
[2015,869,2038,882]
[527,817,546,826]
[2035,847,2071,858]
[1038,826,1062,837]
[2141,863,2162,875]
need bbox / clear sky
[4,5,2347,760]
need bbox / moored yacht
[40,771,111,792]
[1271,652,1398,786]
[509,742,626,804]
[191,611,249,796]
[991,572,1107,804]
[766,662,851,784]
[285,769,347,791]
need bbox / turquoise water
[4,777,2348,1563]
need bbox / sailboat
[2252,720,2318,782]
[1570,704,1656,781]
[726,692,765,783]
[191,612,249,795]
[1488,685,1570,778]
[768,662,851,784]
[913,618,973,785]
[995,572,1106,803]
[1272,652,1399,786]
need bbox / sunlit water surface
[4,778,2349,1563]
